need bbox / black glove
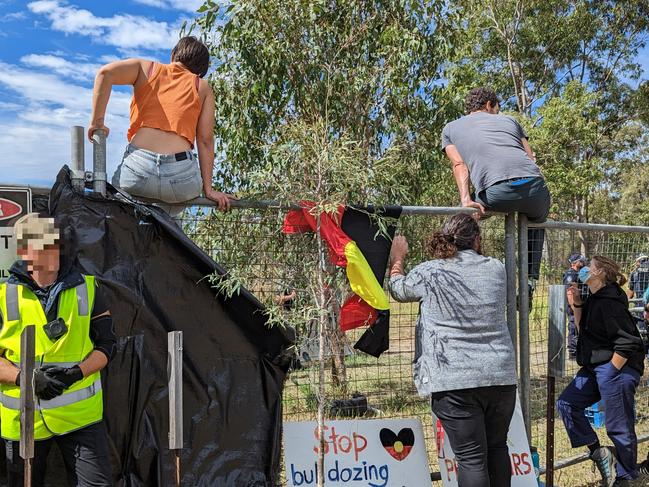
[40,365,84,390]
[34,368,66,400]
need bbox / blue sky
[0,0,207,186]
[0,1,648,188]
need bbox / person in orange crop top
[88,36,235,215]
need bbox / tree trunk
[575,195,590,255]
[326,292,348,391]
[315,216,327,487]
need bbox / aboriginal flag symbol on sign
[283,202,402,357]
[380,427,415,461]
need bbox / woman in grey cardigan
[389,213,517,487]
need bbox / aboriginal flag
[283,202,402,357]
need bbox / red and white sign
[434,396,537,487]
[0,187,32,282]
[0,198,23,222]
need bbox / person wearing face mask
[557,256,646,487]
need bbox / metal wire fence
[178,205,649,485]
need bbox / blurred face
[644,308,649,322]
[17,243,60,274]
[575,260,585,270]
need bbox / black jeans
[475,177,551,280]
[5,421,112,487]
[432,385,517,487]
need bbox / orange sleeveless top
[128,63,201,146]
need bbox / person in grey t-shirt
[441,86,551,285]
[389,213,517,487]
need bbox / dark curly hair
[465,87,500,114]
[427,214,482,260]
[171,36,210,78]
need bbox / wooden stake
[20,325,35,487]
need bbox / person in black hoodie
[557,255,646,487]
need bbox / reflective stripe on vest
[76,280,89,316]
[10,361,80,369]
[5,284,19,322]
[0,378,101,410]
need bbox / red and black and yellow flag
[283,202,402,357]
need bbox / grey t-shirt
[389,250,518,395]
[441,112,542,193]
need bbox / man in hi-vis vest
[0,213,115,486]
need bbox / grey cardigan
[389,249,517,395]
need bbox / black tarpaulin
[45,167,293,486]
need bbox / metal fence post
[547,285,567,379]
[20,325,35,487]
[168,331,183,487]
[92,129,107,196]
[505,212,518,364]
[517,213,531,440]
[71,126,85,192]
[546,285,567,487]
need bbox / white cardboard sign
[434,396,538,487]
[284,418,431,487]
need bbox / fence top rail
[2,183,486,216]
[529,219,649,234]
[6,183,649,232]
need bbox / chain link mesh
[180,206,649,483]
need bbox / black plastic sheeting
[40,167,293,486]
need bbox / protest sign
[284,418,431,487]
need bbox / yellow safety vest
[0,275,103,440]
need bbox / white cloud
[20,54,100,81]
[0,61,131,184]
[133,0,205,12]
[0,11,27,22]
[27,1,179,52]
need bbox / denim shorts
[112,144,202,207]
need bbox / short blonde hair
[13,213,60,251]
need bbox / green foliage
[527,82,601,219]
[618,144,649,226]
[194,0,454,204]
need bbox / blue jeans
[475,177,550,280]
[557,363,641,480]
[112,144,202,217]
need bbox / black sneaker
[635,459,649,483]
[612,479,648,486]
[590,447,617,487]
